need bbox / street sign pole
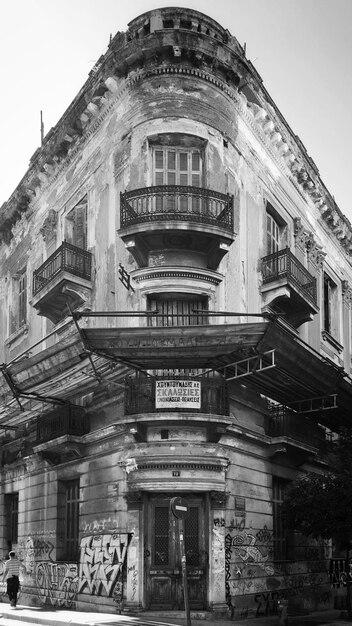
[170,497,192,626]
[178,516,191,626]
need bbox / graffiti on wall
[78,533,131,598]
[80,518,120,534]
[14,528,132,609]
[330,559,352,588]
[228,531,275,576]
[224,513,332,621]
[36,562,78,608]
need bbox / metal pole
[178,517,191,626]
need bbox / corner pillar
[209,490,229,616]
[124,491,143,612]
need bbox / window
[153,147,202,187]
[10,269,27,334]
[147,293,208,326]
[266,212,280,254]
[5,493,19,550]
[272,477,287,561]
[65,196,87,250]
[323,273,338,337]
[57,479,80,561]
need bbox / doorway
[145,493,208,610]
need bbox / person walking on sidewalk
[2,551,26,607]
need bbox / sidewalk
[0,605,351,626]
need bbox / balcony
[34,405,90,464]
[261,248,318,327]
[119,185,235,269]
[32,241,92,323]
[265,404,327,461]
[125,372,229,416]
[124,371,230,443]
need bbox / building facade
[0,6,351,619]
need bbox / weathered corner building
[0,6,351,619]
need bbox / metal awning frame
[218,349,276,381]
[1,308,352,428]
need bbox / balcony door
[153,147,203,213]
[145,493,207,610]
[147,293,208,326]
[65,196,88,250]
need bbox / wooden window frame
[64,196,88,251]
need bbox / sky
[1,0,352,220]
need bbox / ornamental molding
[135,461,226,472]
[293,217,326,269]
[306,237,326,270]
[342,280,352,306]
[40,209,58,243]
[132,267,222,285]
[293,217,311,251]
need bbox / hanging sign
[155,380,201,409]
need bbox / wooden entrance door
[145,493,208,610]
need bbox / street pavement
[0,605,352,626]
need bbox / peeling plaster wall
[0,6,351,619]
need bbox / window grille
[147,294,208,327]
[5,493,19,546]
[185,507,200,566]
[154,506,170,565]
[58,479,80,561]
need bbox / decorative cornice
[1,13,352,261]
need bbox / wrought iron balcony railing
[36,405,90,444]
[265,405,326,448]
[120,185,234,232]
[33,241,92,297]
[262,248,317,306]
[125,372,229,415]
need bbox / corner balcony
[33,405,90,464]
[261,248,318,328]
[119,185,235,269]
[124,372,230,443]
[32,241,92,323]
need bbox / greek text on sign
[155,380,201,409]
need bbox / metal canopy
[1,314,351,428]
[79,319,349,417]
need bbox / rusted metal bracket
[0,363,68,415]
[0,363,25,411]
